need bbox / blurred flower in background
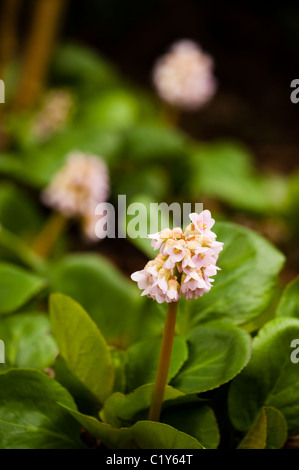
[42,151,109,241]
[152,39,217,111]
[31,89,74,142]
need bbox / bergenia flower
[152,39,217,111]
[131,210,223,303]
[42,151,109,241]
[32,89,74,141]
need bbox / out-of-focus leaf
[51,43,118,92]
[190,142,287,212]
[0,183,43,236]
[0,312,57,369]
[0,262,46,314]
[80,90,140,130]
[0,227,46,273]
[126,125,187,160]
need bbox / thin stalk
[148,301,178,422]
[32,212,67,258]
[13,0,67,111]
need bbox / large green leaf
[62,405,203,449]
[171,321,251,394]
[0,313,57,369]
[228,317,299,435]
[177,222,285,330]
[0,262,46,314]
[50,293,114,403]
[0,369,83,449]
[162,401,220,449]
[237,406,287,449]
[49,254,142,347]
[125,336,188,392]
[276,276,299,319]
[100,384,184,427]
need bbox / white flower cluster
[153,39,217,111]
[131,210,223,303]
[42,151,109,241]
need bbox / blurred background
[0,0,299,281]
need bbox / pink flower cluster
[131,210,223,303]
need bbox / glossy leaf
[62,405,204,449]
[0,369,83,449]
[171,321,252,394]
[229,317,299,435]
[125,336,188,392]
[50,293,114,403]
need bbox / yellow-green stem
[148,301,178,422]
[32,212,67,258]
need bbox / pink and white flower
[131,210,223,303]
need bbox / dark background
[58,0,299,173]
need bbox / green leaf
[178,222,285,329]
[50,293,114,403]
[237,406,287,449]
[0,262,46,314]
[126,125,186,160]
[0,183,43,236]
[50,254,142,347]
[171,321,251,394]
[190,142,287,212]
[100,384,184,427]
[0,312,57,369]
[0,227,46,273]
[228,317,299,435]
[125,336,188,392]
[51,43,118,92]
[21,127,123,187]
[54,356,101,416]
[162,402,220,449]
[0,369,83,449]
[110,348,127,394]
[62,405,204,449]
[81,89,140,130]
[276,276,299,319]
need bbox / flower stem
[148,301,178,422]
[13,0,67,111]
[32,212,67,258]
